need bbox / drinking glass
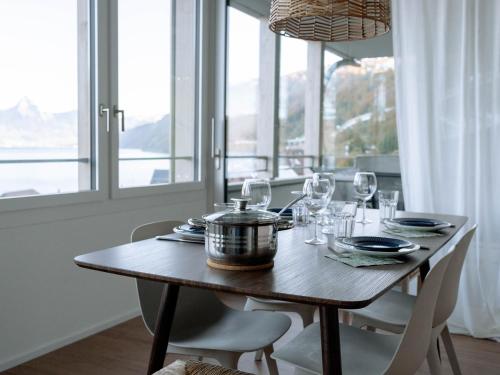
[378,190,399,222]
[322,201,357,235]
[303,177,331,245]
[291,191,309,226]
[353,172,377,224]
[241,178,272,210]
[330,212,356,238]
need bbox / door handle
[99,105,110,132]
[113,106,125,132]
[211,117,221,170]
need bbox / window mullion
[257,19,279,180]
[304,41,323,170]
[271,32,280,179]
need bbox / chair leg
[298,308,315,327]
[441,325,463,375]
[350,315,365,329]
[340,310,351,325]
[254,349,264,361]
[401,277,410,294]
[215,352,241,369]
[263,345,279,375]
[427,339,442,375]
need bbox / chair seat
[353,290,416,332]
[272,322,401,375]
[170,310,291,352]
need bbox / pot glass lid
[205,198,278,225]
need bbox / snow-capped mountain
[0,98,170,152]
[0,98,78,148]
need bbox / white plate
[384,220,452,232]
[333,240,420,257]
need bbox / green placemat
[325,252,405,267]
[382,228,444,238]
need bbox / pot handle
[231,198,250,211]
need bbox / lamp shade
[269,0,391,42]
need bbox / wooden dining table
[74,209,467,375]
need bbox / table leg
[419,259,430,282]
[147,284,180,375]
[319,305,342,375]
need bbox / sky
[0,0,78,113]
[227,7,310,85]
[0,2,315,118]
[0,0,172,120]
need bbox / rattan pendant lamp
[269,0,391,42]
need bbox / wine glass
[313,172,336,202]
[313,172,336,224]
[353,172,377,224]
[303,177,331,245]
[241,178,272,210]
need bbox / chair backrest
[433,225,477,327]
[131,220,227,335]
[384,249,452,375]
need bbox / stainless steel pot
[204,198,279,267]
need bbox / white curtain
[392,0,500,338]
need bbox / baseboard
[0,308,141,372]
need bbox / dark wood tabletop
[75,210,467,309]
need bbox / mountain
[0,98,78,148]
[120,115,170,154]
[0,98,170,153]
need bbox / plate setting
[173,224,205,240]
[335,236,420,257]
[384,217,452,232]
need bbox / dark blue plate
[341,236,413,252]
[389,218,448,227]
[268,208,293,217]
[178,224,205,235]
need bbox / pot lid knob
[231,197,250,211]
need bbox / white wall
[0,188,207,371]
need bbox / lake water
[0,148,172,197]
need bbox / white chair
[350,226,476,374]
[244,297,316,360]
[132,220,292,373]
[271,243,454,374]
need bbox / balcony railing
[225,154,316,175]
[0,156,192,164]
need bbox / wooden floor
[5,295,500,375]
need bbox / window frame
[109,0,204,199]
[223,3,397,186]
[0,0,207,212]
[224,4,323,183]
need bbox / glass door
[116,0,173,188]
[110,0,199,196]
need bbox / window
[117,0,198,188]
[225,7,267,182]
[278,37,311,178]
[225,5,323,185]
[0,0,201,204]
[0,0,94,198]
[322,50,398,169]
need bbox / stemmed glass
[303,177,331,245]
[314,172,336,224]
[353,172,377,224]
[241,178,272,210]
